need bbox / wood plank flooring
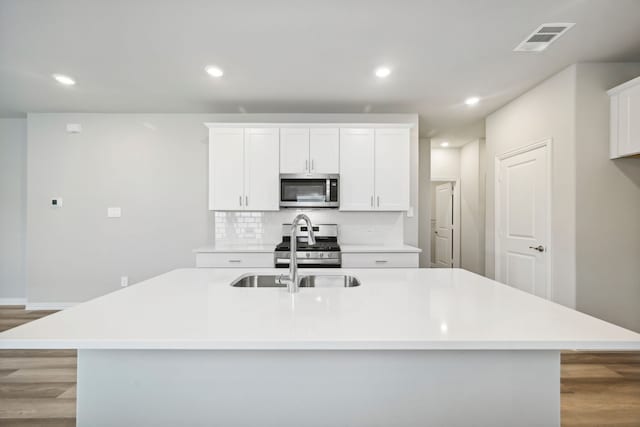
[1,306,639,426]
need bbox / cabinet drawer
[342,253,418,268]
[195,253,273,268]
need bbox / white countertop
[1,268,639,351]
[194,244,275,253]
[341,244,421,253]
[195,244,421,253]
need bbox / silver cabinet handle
[377,196,380,207]
[529,245,545,252]
[370,196,374,207]
[228,259,241,263]
[375,260,388,264]
[311,159,314,171]
[305,160,308,171]
[239,196,242,207]
[245,195,248,207]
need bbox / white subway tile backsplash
[213,211,404,246]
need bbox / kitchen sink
[230,275,285,288]
[230,274,360,288]
[299,275,361,288]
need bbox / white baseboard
[25,302,78,311]
[0,298,27,306]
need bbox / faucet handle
[276,274,290,286]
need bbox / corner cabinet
[608,76,640,159]
[339,128,410,211]
[208,127,279,211]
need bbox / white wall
[431,147,460,178]
[418,138,432,267]
[485,65,578,308]
[26,113,419,303]
[574,63,640,332]
[460,139,485,275]
[0,119,27,302]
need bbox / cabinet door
[339,128,375,211]
[209,128,245,210]
[618,85,640,156]
[309,128,339,174]
[375,128,410,211]
[244,128,280,211]
[280,128,310,174]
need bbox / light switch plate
[107,207,122,218]
[407,206,414,217]
[66,123,82,133]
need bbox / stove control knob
[306,252,310,258]
[320,253,324,258]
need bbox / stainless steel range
[274,224,341,268]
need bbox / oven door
[280,174,339,208]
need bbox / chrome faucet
[279,214,316,293]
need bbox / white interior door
[339,128,375,211]
[497,144,549,299]
[434,182,454,268]
[374,128,410,210]
[309,128,339,174]
[280,128,309,174]
[244,128,280,211]
[209,128,245,210]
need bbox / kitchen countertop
[1,268,639,351]
[195,244,421,253]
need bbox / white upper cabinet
[209,128,245,210]
[280,128,309,174]
[374,128,410,210]
[280,127,339,174]
[339,128,376,211]
[340,127,410,211]
[608,76,640,159]
[208,127,279,211]
[244,128,280,211]
[309,128,339,174]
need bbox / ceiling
[1,0,640,142]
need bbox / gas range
[274,224,341,268]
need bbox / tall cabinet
[339,127,410,211]
[208,127,279,211]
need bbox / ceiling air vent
[514,23,575,52]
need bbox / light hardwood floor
[1,306,639,426]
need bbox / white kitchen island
[2,268,640,427]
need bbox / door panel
[280,128,309,174]
[374,128,410,210]
[498,145,549,299]
[244,128,280,211]
[434,182,453,267]
[209,128,244,210]
[309,128,339,174]
[339,129,375,211]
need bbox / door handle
[529,245,545,252]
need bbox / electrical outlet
[120,276,129,287]
[107,207,122,218]
[51,198,63,207]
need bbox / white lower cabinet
[195,252,273,268]
[342,253,419,268]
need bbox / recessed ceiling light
[205,66,224,78]
[440,142,449,147]
[52,74,75,86]
[375,67,391,78]
[464,96,480,106]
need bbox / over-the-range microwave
[279,174,339,208]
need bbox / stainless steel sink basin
[230,274,360,288]
[230,275,285,288]
[299,275,361,288]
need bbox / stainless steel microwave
[279,174,339,208]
